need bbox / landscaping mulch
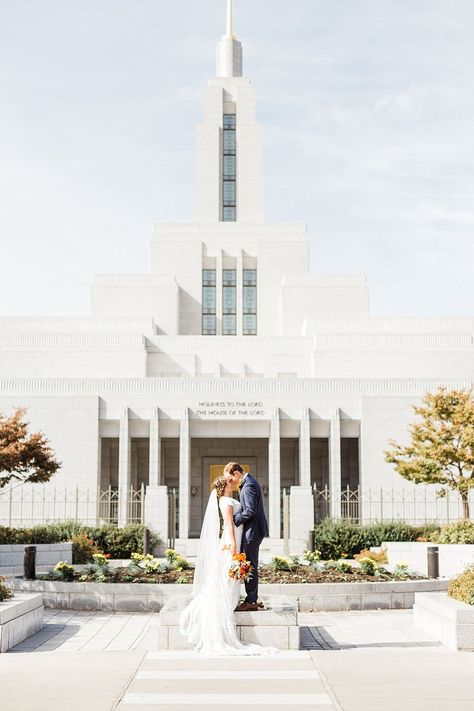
[41,563,424,585]
[258,564,424,584]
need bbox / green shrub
[358,557,378,576]
[448,566,474,605]
[336,561,352,574]
[431,520,474,545]
[0,523,160,559]
[314,518,440,560]
[393,562,410,578]
[71,532,101,564]
[272,556,293,572]
[0,576,13,602]
[303,550,321,566]
[165,549,191,571]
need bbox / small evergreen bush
[314,518,439,560]
[0,522,160,560]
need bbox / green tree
[385,388,474,519]
[0,408,61,488]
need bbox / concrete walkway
[9,608,440,653]
[2,610,473,710]
[313,648,474,711]
[0,650,143,711]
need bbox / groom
[224,462,269,612]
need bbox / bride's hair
[213,475,227,498]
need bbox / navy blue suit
[233,473,269,604]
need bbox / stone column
[144,485,168,549]
[290,486,314,554]
[145,406,167,547]
[299,407,311,487]
[268,408,281,538]
[329,408,342,518]
[149,407,161,487]
[179,407,190,539]
[118,407,131,527]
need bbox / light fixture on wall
[191,486,198,497]
[263,486,269,497]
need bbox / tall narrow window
[243,269,257,335]
[222,269,236,335]
[223,114,236,222]
[202,269,216,335]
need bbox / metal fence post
[8,486,13,527]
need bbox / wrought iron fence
[313,485,474,525]
[0,484,145,527]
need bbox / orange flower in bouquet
[228,552,253,582]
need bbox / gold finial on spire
[226,0,236,39]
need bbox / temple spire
[226,0,236,39]
[216,0,242,77]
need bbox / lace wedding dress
[179,491,277,656]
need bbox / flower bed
[39,550,423,586]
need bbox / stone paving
[5,610,474,711]
[8,608,441,653]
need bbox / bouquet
[228,552,253,582]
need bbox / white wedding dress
[179,491,277,656]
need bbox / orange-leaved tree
[0,408,61,488]
[384,388,474,519]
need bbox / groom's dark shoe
[234,602,258,612]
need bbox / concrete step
[117,651,336,709]
[158,595,300,650]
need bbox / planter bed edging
[414,592,474,650]
[10,578,449,613]
[0,593,44,653]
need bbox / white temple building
[1,2,473,552]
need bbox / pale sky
[1,0,473,317]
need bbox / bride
[179,474,277,656]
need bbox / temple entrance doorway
[189,438,269,538]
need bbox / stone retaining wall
[385,542,474,578]
[414,592,474,651]
[10,578,449,613]
[0,543,73,576]
[0,593,44,652]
